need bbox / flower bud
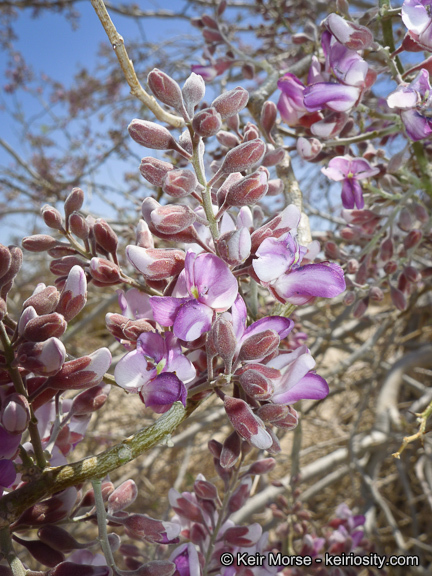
[38,525,86,553]
[404,265,421,283]
[413,202,428,224]
[1,394,30,434]
[64,188,84,226]
[162,168,198,198]
[224,396,272,449]
[390,285,407,311]
[322,13,373,50]
[128,119,190,158]
[136,220,154,249]
[224,524,262,547]
[296,137,322,161]
[219,431,241,469]
[216,172,243,206]
[202,14,218,28]
[22,235,58,252]
[324,241,340,260]
[380,236,394,261]
[142,198,201,244]
[93,219,118,256]
[260,101,277,143]
[243,123,260,141]
[182,72,206,118]
[355,262,367,285]
[123,318,154,341]
[210,315,237,370]
[403,229,422,250]
[311,111,349,139]
[227,477,252,513]
[147,68,184,111]
[220,139,266,174]
[126,246,185,280]
[217,227,251,265]
[212,86,249,118]
[384,260,398,275]
[41,205,63,230]
[69,212,90,240]
[343,290,356,306]
[247,458,276,475]
[22,312,67,342]
[239,368,274,400]
[69,384,110,416]
[179,129,193,155]
[369,286,384,302]
[124,514,180,544]
[202,27,224,43]
[239,330,280,361]
[47,562,110,576]
[23,285,60,315]
[50,256,87,277]
[353,296,369,318]
[56,265,87,322]
[15,337,66,376]
[194,479,218,500]
[262,146,285,167]
[0,244,11,280]
[0,246,22,298]
[150,204,197,235]
[225,168,268,207]
[192,107,222,137]
[108,480,138,514]
[267,179,284,196]
[13,534,65,568]
[398,207,413,231]
[45,348,111,391]
[216,131,241,148]
[89,258,121,284]
[16,487,78,528]
[139,157,174,187]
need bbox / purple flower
[117,288,154,320]
[321,155,380,209]
[266,345,329,404]
[277,73,323,127]
[150,251,238,341]
[304,82,361,113]
[169,543,201,576]
[387,69,432,141]
[252,232,346,305]
[114,332,195,413]
[402,0,432,50]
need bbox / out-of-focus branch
[90,0,185,128]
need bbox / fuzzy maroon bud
[89,258,121,284]
[194,479,219,500]
[343,291,356,306]
[261,101,277,143]
[355,262,368,285]
[256,403,290,423]
[70,384,110,416]
[108,480,138,514]
[262,146,285,167]
[151,205,197,234]
[13,535,65,568]
[93,219,118,255]
[147,68,184,112]
[182,72,206,118]
[122,319,154,341]
[380,236,394,261]
[398,207,413,231]
[126,246,185,280]
[390,285,407,311]
[216,131,241,148]
[210,315,237,370]
[64,187,84,226]
[219,139,266,174]
[0,246,22,299]
[1,393,30,434]
[247,458,276,475]
[384,260,398,275]
[225,168,268,207]
[56,265,87,322]
[124,514,180,544]
[404,265,421,283]
[128,119,190,159]
[136,220,154,249]
[192,107,222,137]
[353,296,369,318]
[47,563,110,576]
[224,396,272,449]
[15,337,66,376]
[50,256,87,277]
[202,14,218,28]
[413,202,428,223]
[202,27,224,43]
[38,525,86,553]
[42,205,64,230]
[162,168,198,198]
[139,157,174,187]
[23,286,60,315]
[22,312,67,342]
[0,244,11,279]
[243,123,260,141]
[212,86,249,118]
[224,524,262,547]
[340,227,356,241]
[325,241,340,260]
[216,172,243,206]
[296,137,322,161]
[228,477,252,513]
[44,348,111,391]
[48,246,77,258]
[239,368,274,400]
[179,129,193,155]
[22,235,58,252]
[265,179,283,196]
[220,431,242,469]
[217,228,251,265]
[369,286,384,302]
[142,198,201,244]
[404,229,422,250]
[16,487,78,528]
[69,212,90,240]
[239,330,280,361]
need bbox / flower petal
[150,296,190,327]
[173,300,213,341]
[114,349,153,393]
[141,372,187,413]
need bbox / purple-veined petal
[273,371,329,404]
[273,262,346,305]
[252,236,296,283]
[192,253,238,310]
[137,331,166,364]
[141,372,187,413]
[243,316,294,343]
[118,288,153,320]
[304,83,360,112]
[231,294,247,341]
[0,459,16,488]
[164,333,196,383]
[387,86,419,110]
[341,179,356,209]
[150,296,190,327]
[114,349,153,393]
[402,0,431,34]
[173,300,213,341]
[401,108,432,140]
